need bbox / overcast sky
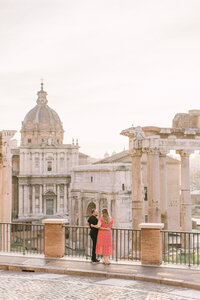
[1,0,200,158]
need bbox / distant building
[70,150,180,230]
[12,84,84,221]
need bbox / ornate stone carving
[121,126,145,140]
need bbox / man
[87,209,100,263]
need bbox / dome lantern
[36,81,48,106]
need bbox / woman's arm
[91,220,101,228]
[91,221,111,230]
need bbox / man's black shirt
[87,215,98,237]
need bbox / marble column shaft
[131,150,144,229]
[147,149,161,223]
[64,184,67,212]
[78,193,82,225]
[39,185,43,214]
[57,184,60,213]
[32,185,35,215]
[18,185,23,217]
[179,151,192,231]
[159,153,168,229]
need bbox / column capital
[145,147,160,155]
[176,150,192,157]
[130,149,143,157]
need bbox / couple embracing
[87,208,114,265]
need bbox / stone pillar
[131,150,144,229]
[54,153,57,173]
[20,152,24,174]
[39,185,43,214]
[64,184,67,212]
[159,152,168,229]
[43,184,46,214]
[139,223,164,265]
[42,219,67,258]
[57,153,60,173]
[56,184,60,213]
[69,191,73,225]
[43,153,45,174]
[24,184,29,216]
[147,149,161,223]
[178,150,192,231]
[32,185,35,215]
[18,184,23,217]
[78,192,82,225]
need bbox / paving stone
[0,271,199,300]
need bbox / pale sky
[1,0,200,158]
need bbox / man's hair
[91,208,96,214]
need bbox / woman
[91,208,113,265]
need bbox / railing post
[139,223,164,265]
[42,219,67,258]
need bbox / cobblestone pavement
[0,270,200,300]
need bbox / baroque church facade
[12,84,80,220]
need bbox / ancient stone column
[57,153,60,173]
[43,153,45,174]
[32,185,35,215]
[24,184,29,216]
[147,148,161,223]
[178,150,192,231]
[159,152,168,229]
[18,184,23,217]
[39,185,43,214]
[131,149,144,229]
[78,192,82,225]
[64,184,67,212]
[57,184,60,213]
[69,190,73,225]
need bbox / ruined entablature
[172,109,200,129]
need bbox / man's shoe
[92,259,100,264]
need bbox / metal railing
[162,230,200,267]
[64,225,141,262]
[0,223,44,255]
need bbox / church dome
[21,83,64,146]
[23,101,62,126]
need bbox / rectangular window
[91,176,93,183]
[144,186,148,201]
[47,161,52,171]
[145,215,148,223]
[122,184,125,191]
[28,138,31,143]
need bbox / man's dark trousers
[91,233,97,262]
